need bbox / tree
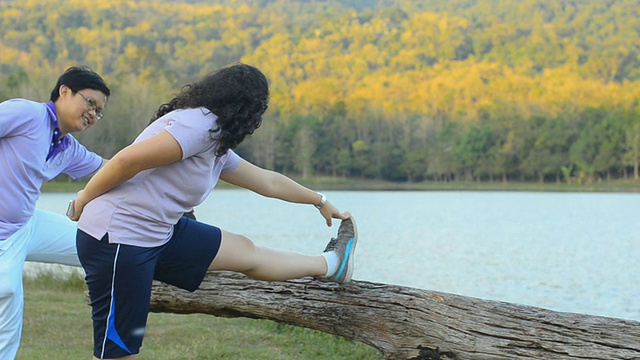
[622,118,640,180]
[148,271,640,360]
[453,123,497,181]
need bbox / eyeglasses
[76,92,104,120]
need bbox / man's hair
[50,66,111,101]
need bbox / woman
[69,63,357,359]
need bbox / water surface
[34,190,640,321]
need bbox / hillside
[1,0,639,183]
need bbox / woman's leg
[208,230,328,281]
[77,231,158,359]
[159,217,357,287]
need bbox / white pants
[0,209,80,360]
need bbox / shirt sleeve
[164,109,217,159]
[0,99,36,138]
[61,135,103,179]
[221,149,242,173]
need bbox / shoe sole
[339,216,358,283]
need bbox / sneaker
[322,217,358,283]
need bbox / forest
[1,0,639,183]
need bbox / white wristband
[314,192,327,210]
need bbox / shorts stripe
[101,244,132,357]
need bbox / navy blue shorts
[76,217,222,358]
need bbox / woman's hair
[150,63,269,156]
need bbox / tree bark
[149,271,640,360]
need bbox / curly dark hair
[150,63,269,156]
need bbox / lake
[33,190,639,321]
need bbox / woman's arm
[220,159,350,226]
[69,130,183,220]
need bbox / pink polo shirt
[78,107,241,247]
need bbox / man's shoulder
[0,98,45,117]
[0,99,47,137]
[1,98,42,109]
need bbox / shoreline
[43,177,640,193]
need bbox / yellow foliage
[0,43,25,63]
[0,0,638,127]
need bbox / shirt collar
[45,101,70,160]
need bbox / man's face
[56,85,107,135]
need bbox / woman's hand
[67,190,88,222]
[319,201,351,227]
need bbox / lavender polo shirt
[0,99,102,240]
[78,107,241,247]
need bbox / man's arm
[87,158,108,177]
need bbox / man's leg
[26,209,80,266]
[0,225,32,359]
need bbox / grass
[18,273,383,360]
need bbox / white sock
[322,251,340,277]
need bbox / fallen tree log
[148,271,640,360]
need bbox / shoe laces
[324,237,339,252]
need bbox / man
[0,66,110,359]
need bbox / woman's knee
[209,232,257,271]
[222,231,256,252]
